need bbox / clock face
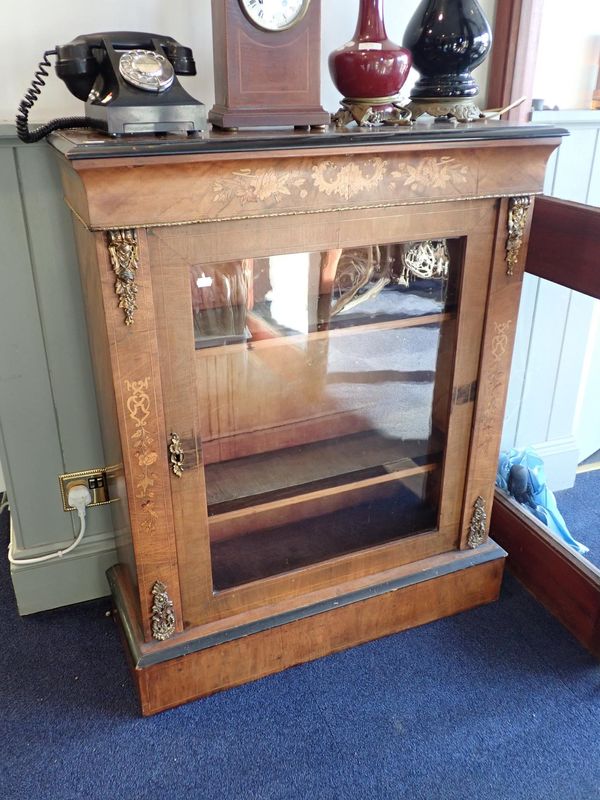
[239,0,310,31]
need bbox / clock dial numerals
[240,0,309,31]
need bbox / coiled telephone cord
[15,50,90,143]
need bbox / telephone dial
[16,32,206,142]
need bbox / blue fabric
[1,506,599,800]
[497,448,589,555]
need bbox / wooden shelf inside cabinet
[205,430,442,514]
[49,122,566,715]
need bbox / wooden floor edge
[111,552,505,715]
[491,490,600,660]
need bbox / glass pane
[500,279,600,581]
[190,240,462,590]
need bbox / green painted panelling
[14,145,114,542]
[0,147,67,546]
[0,133,117,613]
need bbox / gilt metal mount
[169,433,185,477]
[332,99,413,128]
[408,97,485,123]
[151,581,176,641]
[107,228,139,325]
[467,496,488,549]
[506,196,532,277]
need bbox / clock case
[209,0,330,129]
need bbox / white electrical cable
[7,483,92,565]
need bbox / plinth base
[108,541,506,716]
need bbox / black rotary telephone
[16,32,206,142]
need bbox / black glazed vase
[403,0,492,99]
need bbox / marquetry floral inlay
[491,320,512,362]
[213,168,308,205]
[125,378,159,534]
[391,156,469,192]
[209,154,475,213]
[311,157,387,200]
[478,320,514,452]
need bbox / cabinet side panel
[72,222,136,587]
[81,227,184,640]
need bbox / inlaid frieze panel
[74,144,553,231]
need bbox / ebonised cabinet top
[48,119,568,162]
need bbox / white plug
[8,482,92,565]
[67,483,93,516]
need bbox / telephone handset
[17,32,206,142]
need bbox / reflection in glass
[498,447,600,576]
[500,277,600,579]
[497,447,590,554]
[190,240,462,590]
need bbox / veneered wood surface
[491,491,600,659]
[83,228,184,640]
[71,224,138,595]
[112,544,500,653]
[526,196,600,299]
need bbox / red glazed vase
[329,0,412,103]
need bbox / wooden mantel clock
[209,0,331,129]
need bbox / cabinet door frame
[149,198,507,625]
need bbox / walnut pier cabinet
[50,123,564,715]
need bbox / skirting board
[109,541,506,716]
[9,521,116,614]
[528,436,579,491]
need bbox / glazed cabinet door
[148,199,502,626]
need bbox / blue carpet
[555,470,600,570]
[1,503,599,800]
